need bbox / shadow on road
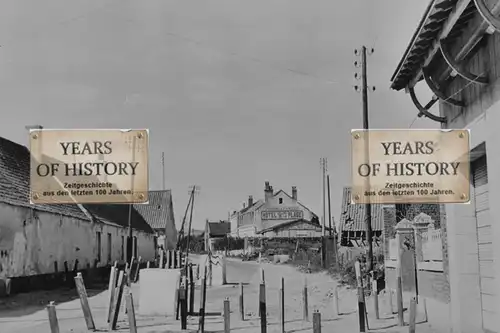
[0,282,108,318]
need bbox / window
[121,236,124,261]
[107,233,112,264]
[279,198,283,204]
[96,231,101,263]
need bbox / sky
[0,0,439,230]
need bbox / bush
[332,253,385,289]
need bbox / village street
[0,256,446,333]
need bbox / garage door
[473,155,496,333]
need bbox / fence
[386,213,443,272]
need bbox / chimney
[242,202,246,209]
[292,186,297,200]
[264,181,273,202]
[248,195,254,207]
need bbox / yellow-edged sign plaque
[30,129,149,204]
[351,129,470,204]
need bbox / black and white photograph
[0,0,499,332]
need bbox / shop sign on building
[29,128,149,204]
[261,209,303,220]
[351,129,470,204]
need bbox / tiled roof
[0,136,88,220]
[390,0,476,91]
[0,136,153,233]
[84,203,153,233]
[258,218,331,234]
[207,221,231,237]
[133,190,175,230]
[339,187,383,232]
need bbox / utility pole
[184,185,199,267]
[327,175,332,236]
[127,135,137,262]
[354,46,376,272]
[319,158,327,236]
[161,152,165,191]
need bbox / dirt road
[0,257,445,332]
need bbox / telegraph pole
[161,152,166,191]
[320,158,327,236]
[327,174,333,236]
[354,46,375,272]
[184,185,199,267]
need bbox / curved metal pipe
[474,0,500,33]
[439,39,489,85]
[408,86,447,123]
[422,67,465,107]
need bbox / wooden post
[261,267,265,284]
[198,274,207,333]
[372,278,379,319]
[47,301,60,333]
[127,257,134,286]
[124,262,130,285]
[110,270,126,330]
[302,278,309,321]
[422,296,428,322]
[396,276,404,326]
[208,260,213,287]
[312,310,321,333]
[107,266,118,323]
[223,297,230,333]
[125,293,137,333]
[134,256,141,283]
[355,260,366,332]
[388,289,394,314]
[409,297,417,333]
[189,265,195,315]
[279,278,285,333]
[222,254,227,285]
[239,282,245,321]
[179,281,187,329]
[74,272,95,330]
[259,283,267,333]
[333,286,340,316]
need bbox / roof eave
[390,0,438,83]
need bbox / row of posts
[159,250,183,269]
[47,255,146,333]
[217,267,330,333]
[355,258,426,333]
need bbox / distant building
[338,187,383,246]
[230,181,321,238]
[133,190,178,250]
[204,220,231,251]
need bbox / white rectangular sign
[29,129,149,204]
[351,129,470,204]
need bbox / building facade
[338,187,384,246]
[230,181,319,238]
[133,190,178,250]
[390,1,500,331]
[0,136,156,295]
[204,220,231,251]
